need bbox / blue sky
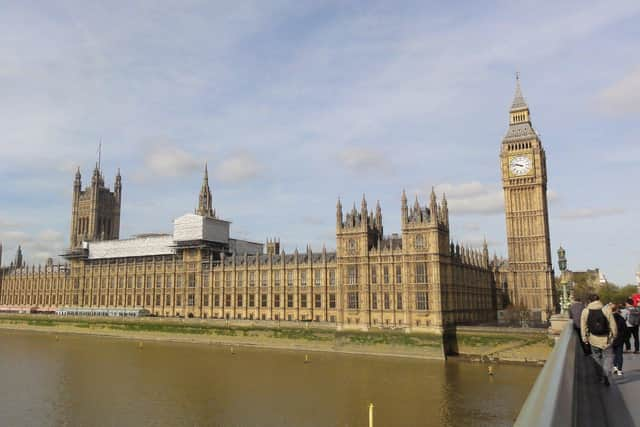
[1,1,639,285]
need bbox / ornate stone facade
[70,165,121,249]
[500,76,556,320]
[0,79,556,329]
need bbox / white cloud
[302,216,325,226]
[337,147,391,174]
[0,228,66,267]
[558,207,625,220]
[431,182,504,215]
[214,151,263,184]
[462,222,482,232]
[598,66,640,115]
[144,146,201,178]
[38,229,63,242]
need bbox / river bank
[0,314,552,364]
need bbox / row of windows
[347,291,429,310]
[1,291,429,310]
[6,264,432,290]
[3,270,338,291]
[506,141,532,151]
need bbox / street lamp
[557,246,570,316]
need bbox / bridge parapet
[516,323,635,426]
[515,323,576,426]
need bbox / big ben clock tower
[501,75,556,321]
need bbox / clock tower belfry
[500,75,556,321]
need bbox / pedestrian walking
[581,294,617,386]
[569,298,591,355]
[621,298,640,353]
[611,304,627,376]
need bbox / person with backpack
[611,303,628,376]
[622,298,640,353]
[581,294,618,386]
[569,298,591,355]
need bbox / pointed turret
[360,194,368,226]
[401,189,408,224]
[91,162,100,186]
[482,238,489,267]
[429,187,437,222]
[15,245,23,269]
[507,73,533,127]
[441,193,449,226]
[511,72,528,111]
[336,197,343,229]
[113,168,122,206]
[196,163,215,218]
[74,167,82,192]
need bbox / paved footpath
[612,350,640,424]
[574,343,638,427]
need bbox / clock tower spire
[500,75,556,321]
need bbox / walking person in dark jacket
[611,304,628,376]
[621,298,640,353]
[581,294,617,386]
[570,298,591,355]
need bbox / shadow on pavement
[575,348,635,427]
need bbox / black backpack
[587,309,610,336]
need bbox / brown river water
[0,329,539,426]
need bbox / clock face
[509,155,532,176]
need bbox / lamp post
[557,246,569,316]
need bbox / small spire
[511,72,528,111]
[196,162,215,217]
[401,189,407,201]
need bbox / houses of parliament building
[0,79,557,330]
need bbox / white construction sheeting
[88,235,174,259]
[173,214,230,243]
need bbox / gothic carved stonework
[500,75,556,320]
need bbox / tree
[596,283,638,305]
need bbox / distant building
[566,268,606,289]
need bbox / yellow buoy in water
[138,341,144,350]
[304,354,310,364]
[488,366,494,376]
[55,335,59,341]
[230,346,235,355]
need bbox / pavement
[575,340,639,427]
[611,349,640,425]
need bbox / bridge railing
[514,321,576,426]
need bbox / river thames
[0,329,539,426]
